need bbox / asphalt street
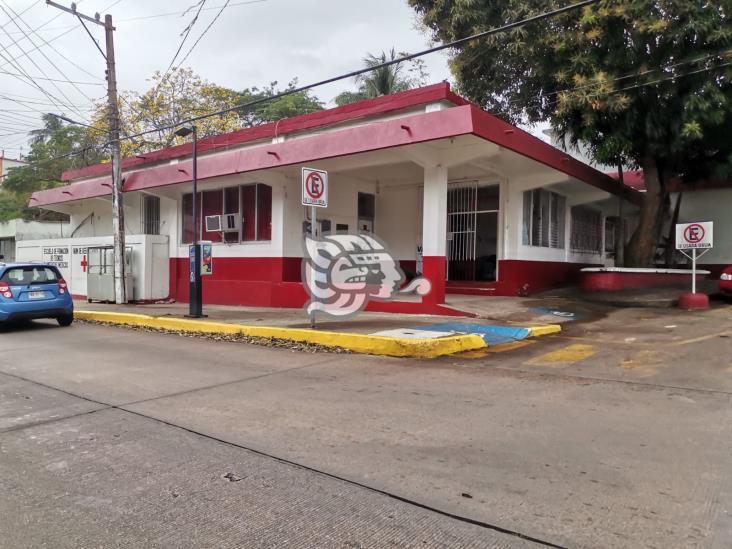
[1,304,731,548]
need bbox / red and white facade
[27,83,638,313]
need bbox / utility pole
[46,1,126,304]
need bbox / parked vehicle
[0,263,74,326]
[720,266,732,297]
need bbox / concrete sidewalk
[74,300,561,358]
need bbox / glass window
[223,187,239,243]
[182,192,200,244]
[570,205,603,254]
[142,195,160,235]
[201,190,223,243]
[522,189,566,249]
[1,266,59,285]
[241,183,272,242]
[182,184,272,244]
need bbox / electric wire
[0,24,90,120]
[0,1,98,103]
[4,0,624,166]
[174,0,229,69]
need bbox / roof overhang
[32,103,641,208]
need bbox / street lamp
[176,125,204,318]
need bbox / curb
[75,311,486,358]
[75,311,561,359]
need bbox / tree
[334,49,429,106]
[1,115,105,221]
[410,0,732,266]
[89,68,244,157]
[237,79,323,127]
[89,70,324,157]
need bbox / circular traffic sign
[305,172,325,199]
[683,223,705,243]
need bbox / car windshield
[0,266,59,286]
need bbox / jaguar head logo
[302,233,431,317]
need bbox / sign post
[675,221,713,294]
[302,168,328,328]
[676,221,713,310]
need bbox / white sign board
[302,167,328,207]
[676,222,713,250]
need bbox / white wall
[502,174,611,265]
[15,234,170,300]
[0,219,70,240]
[677,188,732,264]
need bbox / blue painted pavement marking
[412,323,531,345]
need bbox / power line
[29,0,604,167]
[1,0,268,35]
[514,48,732,107]
[0,0,121,79]
[0,1,97,103]
[174,0,230,68]
[118,0,604,145]
[0,68,104,85]
[165,1,207,76]
[0,19,89,119]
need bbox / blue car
[0,263,74,326]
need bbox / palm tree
[356,48,411,98]
[335,48,423,106]
[28,113,64,145]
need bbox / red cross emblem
[80,255,88,273]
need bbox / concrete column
[421,164,448,305]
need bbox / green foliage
[334,49,430,106]
[236,79,324,126]
[89,70,325,156]
[1,114,105,221]
[410,0,732,265]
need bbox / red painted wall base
[581,270,708,292]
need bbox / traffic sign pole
[692,248,697,294]
[302,167,328,329]
[310,204,316,329]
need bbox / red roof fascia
[33,106,476,207]
[62,82,464,182]
[608,170,645,191]
[470,106,642,204]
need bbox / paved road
[1,304,731,548]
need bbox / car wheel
[57,314,74,327]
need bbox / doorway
[446,183,499,282]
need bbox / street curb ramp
[75,311,560,359]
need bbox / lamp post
[176,125,203,318]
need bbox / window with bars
[142,195,160,235]
[570,205,603,254]
[522,189,566,249]
[182,183,272,244]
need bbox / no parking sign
[676,221,713,250]
[302,168,328,207]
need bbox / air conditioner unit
[222,213,240,232]
[205,215,222,232]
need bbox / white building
[26,83,640,313]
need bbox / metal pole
[190,126,203,318]
[105,14,126,304]
[45,3,125,302]
[692,248,697,294]
[310,205,316,328]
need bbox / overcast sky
[0,0,456,157]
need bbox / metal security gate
[447,182,499,282]
[447,183,477,281]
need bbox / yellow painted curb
[527,324,562,337]
[75,310,487,359]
